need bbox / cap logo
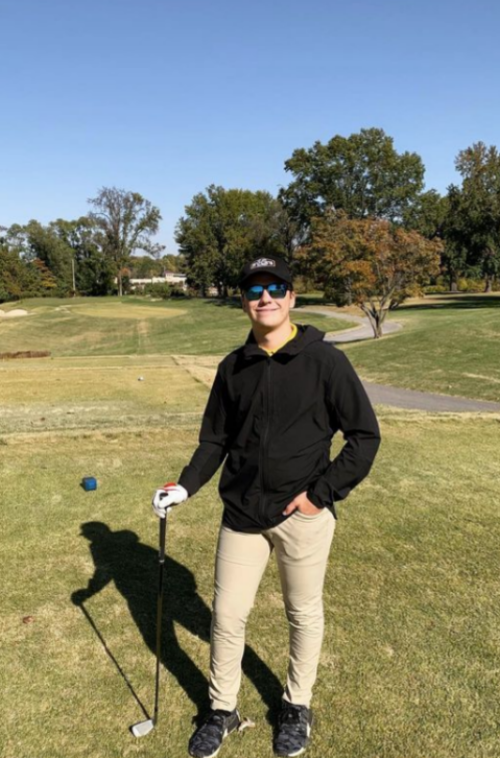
[250,258,276,269]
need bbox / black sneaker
[273,701,313,757]
[188,708,241,758]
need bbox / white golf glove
[152,482,188,519]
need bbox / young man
[152,255,381,757]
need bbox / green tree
[0,232,58,302]
[128,253,184,279]
[129,255,164,279]
[0,241,27,301]
[445,142,500,292]
[162,253,185,272]
[88,187,164,296]
[402,190,449,239]
[441,186,470,291]
[31,258,58,292]
[51,217,113,296]
[176,186,293,296]
[6,221,74,296]
[280,128,425,232]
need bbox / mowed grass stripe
[0,358,210,435]
[0,357,195,402]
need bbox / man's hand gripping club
[152,482,188,519]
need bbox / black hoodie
[179,325,381,532]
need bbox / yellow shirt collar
[262,324,298,356]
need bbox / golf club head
[130,718,154,737]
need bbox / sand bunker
[0,308,29,318]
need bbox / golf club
[130,511,168,737]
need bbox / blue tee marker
[82,477,97,491]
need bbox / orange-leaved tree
[298,211,443,338]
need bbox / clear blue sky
[2,0,499,251]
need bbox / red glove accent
[163,482,177,490]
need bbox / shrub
[458,278,486,293]
[143,283,172,299]
[169,286,189,298]
[424,284,449,294]
[143,283,190,299]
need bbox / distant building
[126,271,188,291]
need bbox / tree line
[2,128,499,327]
[0,188,181,301]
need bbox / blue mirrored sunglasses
[243,282,289,301]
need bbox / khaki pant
[209,508,336,711]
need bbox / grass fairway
[2,294,499,402]
[0,296,351,357]
[2,344,500,758]
[344,294,500,402]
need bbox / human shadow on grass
[71,522,284,724]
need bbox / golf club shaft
[154,514,167,724]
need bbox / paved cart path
[297,306,500,412]
[362,382,500,412]
[299,306,402,342]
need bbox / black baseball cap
[239,255,293,288]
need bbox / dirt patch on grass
[0,351,51,360]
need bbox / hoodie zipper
[259,357,272,521]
